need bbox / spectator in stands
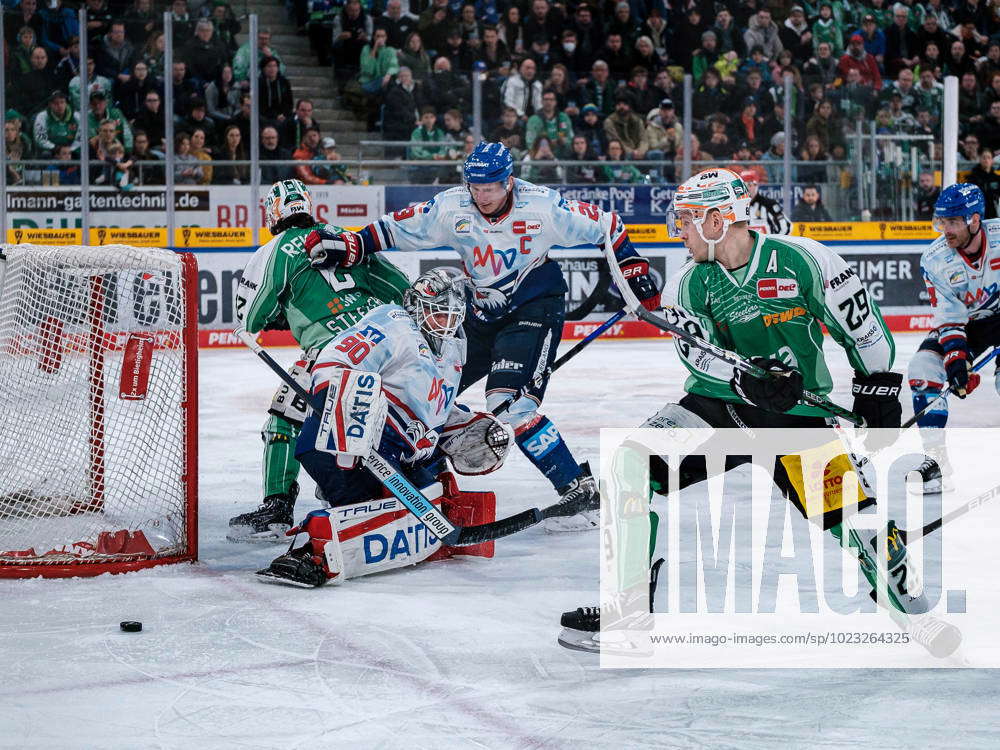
[502,57,543,120]
[69,56,113,105]
[184,19,228,89]
[49,142,80,184]
[440,108,466,142]
[13,46,56,116]
[39,0,78,60]
[497,5,524,56]
[565,135,599,183]
[526,90,572,153]
[277,99,318,153]
[744,8,783,61]
[417,0,452,55]
[398,31,431,81]
[780,5,812,65]
[645,98,681,179]
[649,69,678,111]
[212,124,247,185]
[209,0,241,58]
[791,184,832,221]
[103,141,134,190]
[982,43,1000,83]
[601,138,643,183]
[332,0,372,91]
[33,90,80,155]
[259,56,294,124]
[181,98,216,148]
[171,60,198,118]
[959,71,985,131]
[234,29,283,84]
[7,0,44,50]
[630,35,663,75]
[377,0,416,50]
[924,0,954,29]
[742,68,775,116]
[521,135,563,183]
[571,3,602,62]
[522,0,560,47]
[703,115,732,158]
[478,25,510,74]
[116,60,156,121]
[260,125,291,183]
[382,67,421,151]
[985,72,1000,113]
[921,41,944,78]
[946,40,977,77]
[359,27,399,129]
[527,34,558,76]
[730,99,763,154]
[4,114,33,185]
[88,116,120,171]
[760,131,786,183]
[803,41,838,91]
[692,30,720,83]
[575,102,607,157]
[426,56,470,115]
[123,0,159,48]
[675,131,712,164]
[133,89,165,150]
[293,125,324,183]
[693,68,730,120]
[811,2,843,57]
[11,26,40,76]
[838,33,882,90]
[542,63,574,113]
[955,21,987,60]
[640,8,668,58]
[600,33,631,84]
[796,134,830,183]
[913,172,940,220]
[558,29,587,78]
[916,14,949,62]
[84,0,113,47]
[489,106,525,151]
[836,66,876,119]
[439,28,475,74]
[173,131,203,183]
[739,45,772,84]
[858,14,885,68]
[967,148,1000,219]
[87,90,132,151]
[168,0,194,47]
[128,129,162,183]
[805,99,842,155]
[711,7,745,58]
[54,34,80,89]
[960,134,980,162]
[139,30,166,80]
[409,107,449,183]
[311,136,355,185]
[97,21,134,85]
[603,91,647,161]
[976,101,1000,151]
[885,4,920,77]
[672,6,707,69]
[579,59,615,117]
[204,64,240,126]
[457,3,482,47]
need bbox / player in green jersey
[228,179,411,542]
[557,169,961,656]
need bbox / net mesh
[0,245,195,573]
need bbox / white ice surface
[3,333,1000,749]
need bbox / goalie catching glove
[305,225,366,269]
[440,406,510,475]
[730,357,803,413]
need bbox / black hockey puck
[120,621,142,633]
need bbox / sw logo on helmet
[757,278,799,299]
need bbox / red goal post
[0,244,198,578]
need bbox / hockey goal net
[0,244,198,578]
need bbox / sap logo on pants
[522,421,561,458]
[364,523,439,563]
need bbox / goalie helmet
[403,268,467,354]
[264,179,314,233]
[666,168,751,262]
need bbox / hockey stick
[236,328,542,547]
[599,230,866,426]
[492,308,628,417]
[901,346,1000,428]
[900,480,1000,542]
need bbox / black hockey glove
[304,226,365,269]
[852,371,903,451]
[939,324,980,398]
[730,357,804,413]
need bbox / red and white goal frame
[0,244,198,578]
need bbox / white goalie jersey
[921,219,1000,329]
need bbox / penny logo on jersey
[757,278,799,299]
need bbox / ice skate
[227,482,299,542]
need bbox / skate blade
[557,628,654,657]
[254,568,322,588]
[557,627,600,653]
[226,525,291,544]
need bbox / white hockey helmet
[403,267,467,354]
[264,178,314,233]
[666,168,751,262]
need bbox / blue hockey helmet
[463,141,514,184]
[933,183,985,229]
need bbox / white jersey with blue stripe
[364,179,633,320]
[311,304,465,460]
[921,219,1000,328]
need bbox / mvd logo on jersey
[473,244,518,274]
[757,278,799,299]
[428,376,455,414]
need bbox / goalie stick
[601,228,866,426]
[492,308,627,417]
[901,345,1000,428]
[236,328,549,546]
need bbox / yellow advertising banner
[791,221,936,241]
[88,227,168,247]
[6,228,82,245]
[174,226,254,247]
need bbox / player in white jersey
[256,269,512,587]
[303,141,662,531]
[907,184,1000,490]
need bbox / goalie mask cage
[0,245,198,578]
